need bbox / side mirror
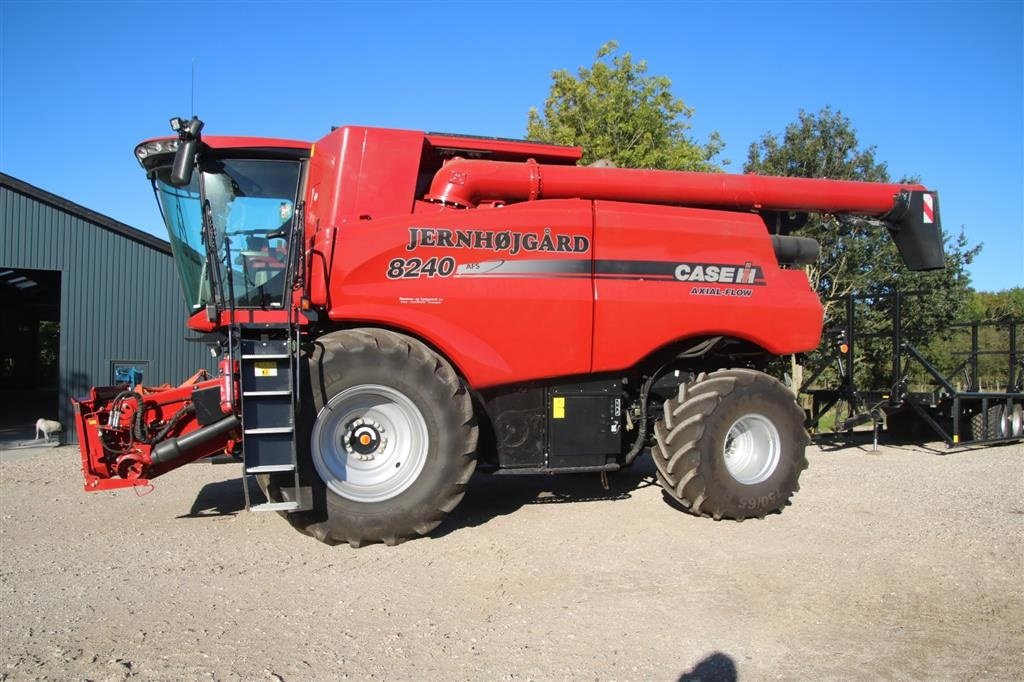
[169,117,204,187]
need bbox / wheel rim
[998,405,1018,439]
[723,413,781,485]
[1012,405,1023,437]
[311,384,429,503]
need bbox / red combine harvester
[73,117,945,545]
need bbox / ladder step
[236,324,303,514]
[250,501,300,512]
[246,464,296,474]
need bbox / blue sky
[1,0,1021,291]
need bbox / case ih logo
[673,261,765,286]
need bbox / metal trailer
[804,290,1023,447]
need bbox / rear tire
[278,329,477,546]
[652,369,809,520]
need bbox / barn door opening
[0,267,61,443]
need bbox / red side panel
[306,126,424,230]
[592,201,823,371]
[325,200,594,388]
[305,127,426,306]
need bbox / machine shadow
[433,453,661,538]
[813,430,966,455]
[177,457,662,529]
[177,474,258,518]
[677,652,738,682]
[812,430,883,452]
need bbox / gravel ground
[1,439,1022,681]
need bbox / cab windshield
[153,158,302,310]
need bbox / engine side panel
[323,199,595,388]
[592,201,824,371]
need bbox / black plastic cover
[547,379,623,469]
[770,235,820,266]
[483,378,626,470]
[886,190,945,271]
[192,386,223,426]
[486,386,547,468]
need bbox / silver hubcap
[723,414,781,485]
[311,384,429,503]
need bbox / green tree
[527,41,724,171]
[966,287,1024,320]
[745,107,981,392]
[934,288,1024,391]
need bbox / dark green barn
[0,173,212,443]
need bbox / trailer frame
[803,290,1023,447]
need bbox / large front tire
[652,369,809,520]
[291,329,477,546]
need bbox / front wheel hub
[345,418,387,461]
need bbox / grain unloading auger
[74,117,944,545]
[425,157,943,271]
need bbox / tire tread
[281,328,478,547]
[652,368,808,520]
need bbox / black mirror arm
[169,116,205,187]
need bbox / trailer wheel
[289,329,477,546]
[1011,404,1023,438]
[652,369,809,520]
[970,405,1008,441]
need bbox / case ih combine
[73,117,945,546]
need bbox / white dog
[35,418,62,441]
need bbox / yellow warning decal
[953,434,960,444]
[552,397,565,419]
[254,361,278,378]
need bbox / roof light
[134,138,181,162]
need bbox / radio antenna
[191,59,196,117]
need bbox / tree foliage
[527,42,724,171]
[745,107,982,390]
[966,287,1024,321]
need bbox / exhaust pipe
[150,414,240,467]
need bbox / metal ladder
[237,323,310,512]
